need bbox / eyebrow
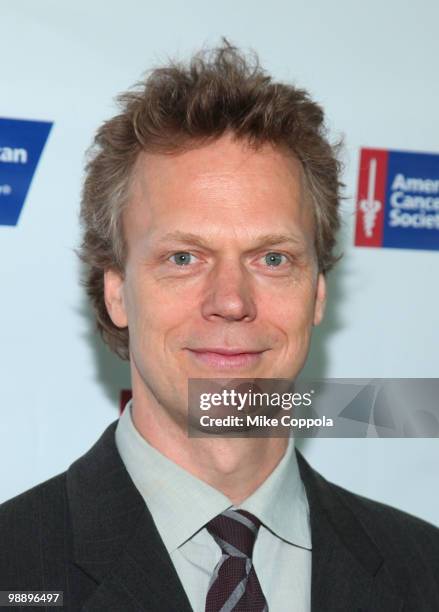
[154,230,305,249]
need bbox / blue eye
[264,252,286,266]
[170,252,195,265]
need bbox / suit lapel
[296,451,404,612]
[66,420,193,612]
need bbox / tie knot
[206,509,261,558]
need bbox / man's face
[105,134,326,426]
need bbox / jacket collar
[67,420,403,611]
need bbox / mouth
[186,347,268,370]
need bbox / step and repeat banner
[1,1,438,526]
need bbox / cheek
[261,282,317,329]
[260,289,317,366]
[126,279,195,348]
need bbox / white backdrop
[1,0,438,525]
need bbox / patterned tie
[205,508,269,612]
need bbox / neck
[130,386,288,506]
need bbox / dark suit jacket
[1,420,438,611]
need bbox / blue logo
[384,151,439,251]
[355,148,439,251]
[0,117,53,226]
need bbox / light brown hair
[78,41,343,360]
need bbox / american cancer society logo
[355,148,439,251]
[0,117,53,226]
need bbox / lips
[186,347,267,369]
[190,347,264,355]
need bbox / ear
[104,268,128,328]
[313,273,326,326]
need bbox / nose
[200,258,257,322]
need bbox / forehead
[125,135,314,244]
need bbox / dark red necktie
[205,508,268,612]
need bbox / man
[1,42,438,612]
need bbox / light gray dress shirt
[115,399,312,612]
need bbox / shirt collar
[115,399,311,553]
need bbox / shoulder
[0,472,69,588]
[297,449,439,603]
[0,472,66,525]
[328,478,439,573]
[332,477,439,538]
[297,449,439,554]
